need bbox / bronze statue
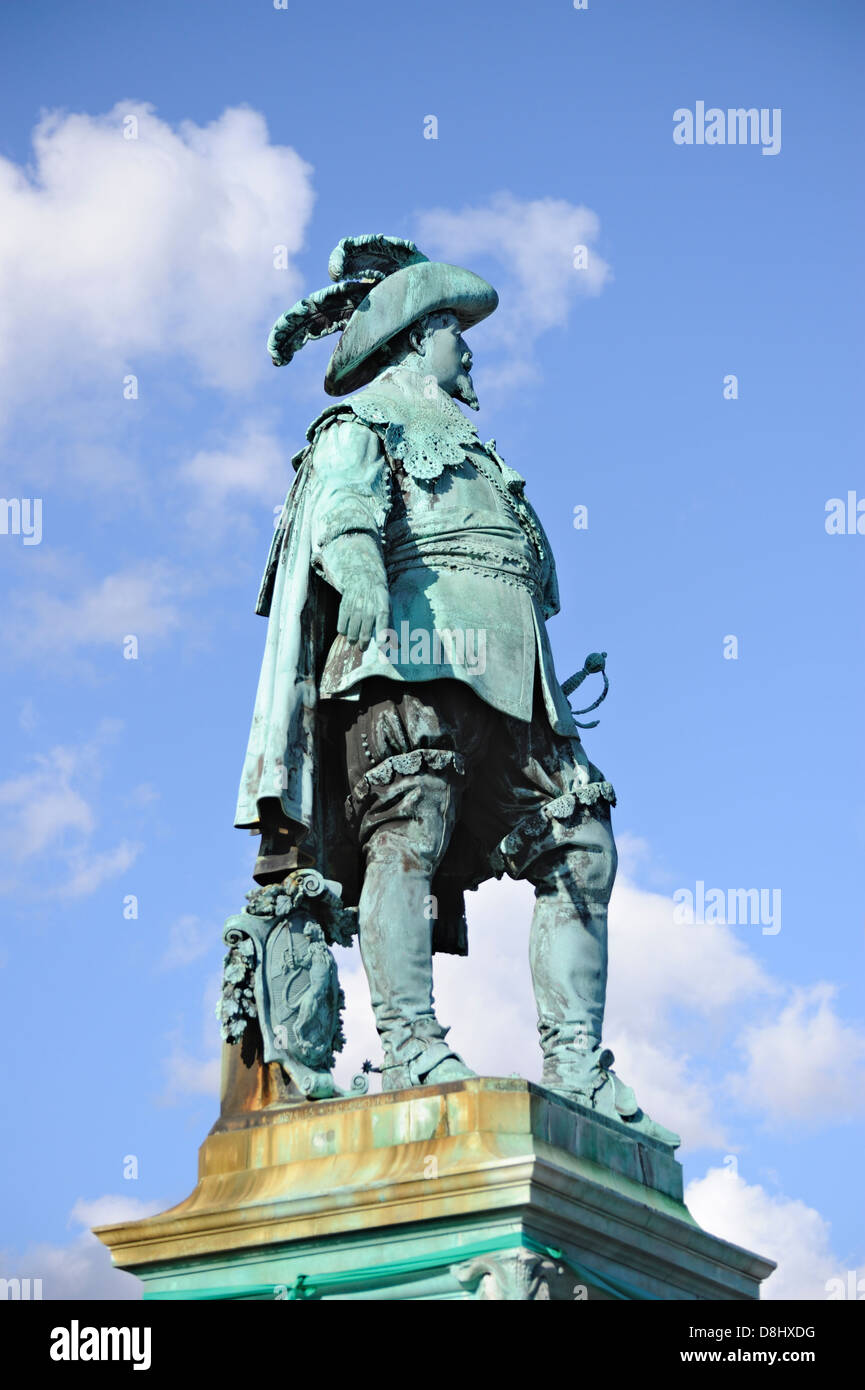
[228,234,678,1146]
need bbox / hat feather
[327,234,429,284]
[268,279,376,367]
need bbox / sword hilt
[561,651,609,727]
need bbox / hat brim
[324,261,498,397]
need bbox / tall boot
[358,778,475,1091]
[529,849,680,1148]
[530,853,608,1093]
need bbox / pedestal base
[94,1078,774,1300]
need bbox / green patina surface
[141,1232,656,1302]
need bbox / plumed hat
[268,234,498,397]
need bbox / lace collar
[348,368,482,482]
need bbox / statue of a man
[235,234,677,1146]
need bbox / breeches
[337,676,617,896]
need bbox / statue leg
[473,708,616,1080]
[342,678,486,1091]
[523,825,679,1146]
[480,706,680,1147]
[524,816,615,1087]
[358,767,475,1089]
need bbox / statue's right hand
[337,577,390,649]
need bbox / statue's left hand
[320,532,390,649]
[337,574,391,648]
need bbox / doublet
[302,368,578,735]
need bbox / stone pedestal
[94,1072,774,1300]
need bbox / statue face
[416,311,479,410]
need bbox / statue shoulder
[302,399,386,477]
[302,386,393,447]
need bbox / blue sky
[0,0,862,1299]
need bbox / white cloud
[686,1167,864,1301]
[335,853,860,1150]
[126,783,160,808]
[605,873,775,1036]
[0,747,94,854]
[70,1195,159,1229]
[334,877,537,1094]
[726,984,865,1128]
[160,1045,221,1103]
[0,1196,163,1300]
[18,698,38,731]
[0,101,315,414]
[416,192,612,393]
[63,841,141,898]
[158,972,223,1103]
[160,914,220,970]
[3,562,184,661]
[0,729,141,898]
[598,1032,727,1150]
[182,422,287,505]
[179,420,289,535]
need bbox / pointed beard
[453,371,479,411]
